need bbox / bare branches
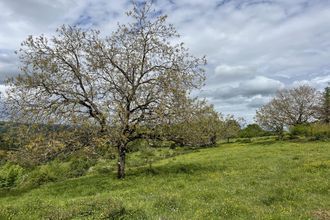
[5,1,206,139]
[5,0,206,178]
[256,85,320,137]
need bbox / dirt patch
[311,210,330,220]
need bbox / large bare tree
[5,1,206,178]
[256,85,320,137]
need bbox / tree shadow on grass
[0,187,32,198]
[128,162,228,178]
[245,139,278,147]
[0,174,125,199]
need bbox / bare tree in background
[256,85,320,137]
[275,85,319,125]
[255,99,285,138]
[5,1,206,178]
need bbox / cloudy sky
[1,0,330,122]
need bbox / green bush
[0,163,25,188]
[19,162,65,188]
[309,123,330,139]
[67,158,96,178]
[239,124,271,138]
[290,123,330,139]
[290,124,310,137]
[12,157,97,189]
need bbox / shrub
[67,157,96,178]
[14,157,97,189]
[239,124,269,138]
[0,163,25,188]
[290,124,310,137]
[290,123,330,139]
[309,123,330,139]
[19,163,62,188]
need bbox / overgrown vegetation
[290,123,330,140]
[0,140,329,219]
[0,0,329,219]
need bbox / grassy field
[0,139,329,219]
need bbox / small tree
[219,115,241,143]
[160,99,221,147]
[256,98,286,139]
[5,1,206,178]
[240,124,267,139]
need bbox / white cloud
[202,76,284,99]
[240,76,285,96]
[292,75,330,90]
[247,95,272,108]
[214,64,254,82]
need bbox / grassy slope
[0,140,329,219]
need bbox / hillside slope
[0,140,329,219]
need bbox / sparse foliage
[2,124,102,167]
[219,115,241,143]
[5,1,206,178]
[159,99,220,147]
[256,85,320,138]
[255,99,285,139]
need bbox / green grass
[0,140,329,219]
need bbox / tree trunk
[117,143,126,179]
[277,129,284,140]
[210,134,216,145]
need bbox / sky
[0,0,330,122]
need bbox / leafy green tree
[240,124,267,139]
